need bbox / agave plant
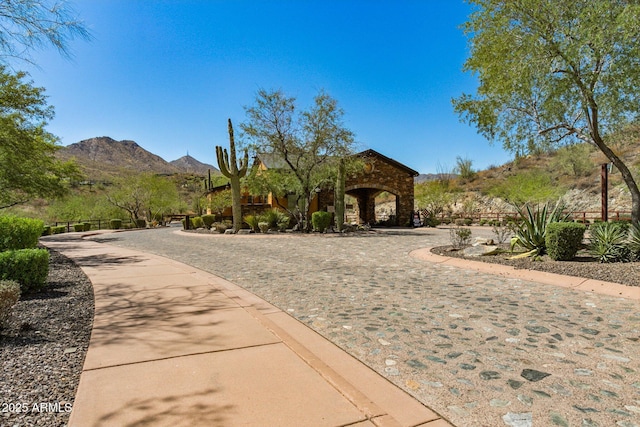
[510,202,571,258]
[589,221,631,263]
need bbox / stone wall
[341,153,416,226]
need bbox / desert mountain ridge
[57,137,219,178]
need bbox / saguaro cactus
[216,119,248,232]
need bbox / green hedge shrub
[423,215,440,227]
[312,211,332,232]
[135,219,147,228]
[83,222,92,231]
[73,223,85,232]
[42,226,52,236]
[0,249,49,293]
[52,225,66,234]
[545,222,586,261]
[0,279,21,326]
[201,214,216,230]
[110,219,123,230]
[191,216,204,229]
[0,216,44,251]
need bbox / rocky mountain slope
[57,137,217,179]
[170,154,218,175]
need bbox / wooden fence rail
[426,210,632,224]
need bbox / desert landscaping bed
[0,249,94,427]
[431,245,640,287]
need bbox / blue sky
[22,0,513,174]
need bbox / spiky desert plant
[510,202,571,258]
[589,221,631,263]
[216,119,248,232]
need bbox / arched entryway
[346,184,401,226]
[342,150,418,227]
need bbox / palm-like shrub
[510,203,571,258]
[258,209,281,230]
[243,215,259,232]
[589,221,631,263]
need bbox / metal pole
[601,163,609,222]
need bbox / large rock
[473,237,495,246]
[463,245,500,257]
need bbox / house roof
[255,153,289,169]
[356,149,420,177]
[255,149,419,177]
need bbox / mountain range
[57,137,218,179]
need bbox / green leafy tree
[0,0,90,65]
[242,89,356,231]
[0,66,80,209]
[207,189,232,218]
[453,0,640,224]
[47,192,122,222]
[105,173,179,222]
[415,180,454,218]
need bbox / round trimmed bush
[546,222,586,261]
[312,211,332,232]
[110,219,123,230]
[0,249,50,293]
[191,216,204,229]
[0,216,44,251]
[201,214,216,230]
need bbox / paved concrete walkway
[41,233,448,427]
[78,226,640,427]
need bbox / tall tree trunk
[592,134,640,225]
[335,158,346,232]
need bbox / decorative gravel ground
[0,249,94,427]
